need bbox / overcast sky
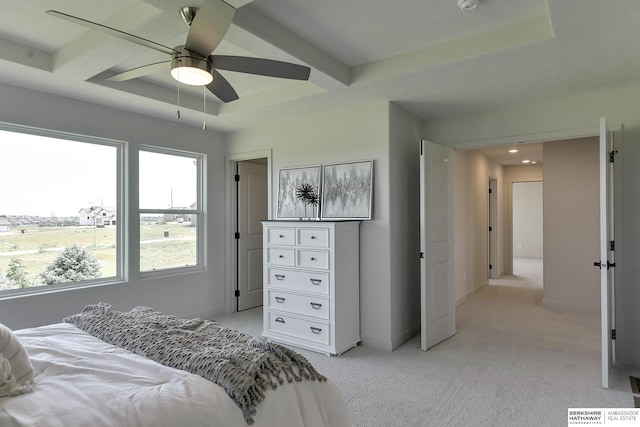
[0,129,197,217]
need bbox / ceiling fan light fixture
[170,49,213,86]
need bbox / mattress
[0,323,349,427]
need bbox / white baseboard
[360,333,394,352]
[390,323,421,351]
[189,307,225,320]
[542,299,599,314]
[456,282,488,307]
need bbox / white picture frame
[321,160,373,220]
[276,165,321,219]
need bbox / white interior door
[237,160,268,311]
[488,178,498,279]
[598,117,615,388]
[420,139,456,350]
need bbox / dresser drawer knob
[310,302,322,309]
[275,317,285,324]
[275,274,285,280]
[310,235,316,239]
[310,327,322,334]
[309,278,322,285]
[279,234,285,238]
[310,257,317,261]
[275,297,286,303]
[278,254,285,259]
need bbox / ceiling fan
[46,0,311,103]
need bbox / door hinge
[609,150,618,163]
[234,174,240,182]
[489,226,493,231]
[419,252,424,259]
[234,232,240,239]
[234,290,240,297]
[611,329,616,340]
[489,188,492,194]
[489,264,493,270]
[610,240,615,251]
[593,260,616,269]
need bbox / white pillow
[0,323,34,397]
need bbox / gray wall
[423,83,640,367]
[225,101,422,351]
[388,103,423,348]
[543,137,599,312]
[0,82,228,329]
[452,149,503,304]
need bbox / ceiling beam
[352,15,554,84]
[51,3,169,81]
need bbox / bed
[0,304,350,427]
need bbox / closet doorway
[228,151,271,313]
[508,181,543,289]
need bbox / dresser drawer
[297,227,330,248]
[267,227,295,245]
[267,268,329,294]
[266,248,295,266]
[268,290,330,320]
[296,249,329,269]
[267,311,330,346]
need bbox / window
[0,124,122,294]
[139,148,203,273]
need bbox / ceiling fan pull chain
[202,87,207,130]
[176,78,181,120]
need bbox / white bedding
[0,323,350,427]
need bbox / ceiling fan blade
[210,56,311,80]
[184,0,235,57]
[106,61,170,82]
[207,70,238,103]
[46,10,178,56]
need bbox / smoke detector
[458,0,482,11]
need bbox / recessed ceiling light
[531,161,537,165]
[521,160,531,164]
[508,149,518,153]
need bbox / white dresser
[261,221,360,356]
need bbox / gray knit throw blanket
[63,303,326,425]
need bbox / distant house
[162,202,196,224]
[78,206,117,227]
[0,217,10,232]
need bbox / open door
[597,117,615,388]
[236,160,268,311]
[488,177,498,279]
[420,140,455,350]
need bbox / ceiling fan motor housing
[170,46,213,85]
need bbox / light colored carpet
[214,268,639,426]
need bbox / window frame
[0,122,125,297]
[138,145,205,277]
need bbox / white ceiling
[1,0,639,133]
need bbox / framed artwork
[276,165,321,219]
[321,160,373,220]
